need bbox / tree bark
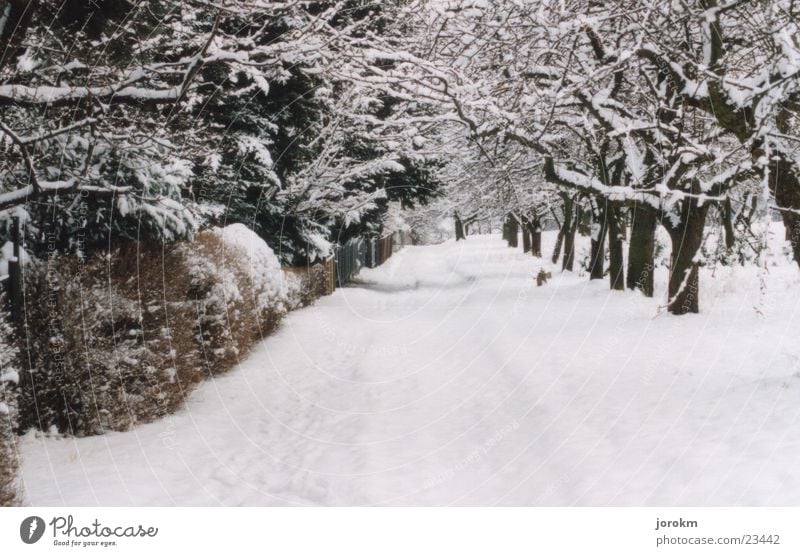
[522,219,531,253]
[666,203,708,315]
[454,213,465,241]
[722,198,736,250]
[530,219,542,257]
[553,196,574,268]
[506,214,519,248]
[588,202,607,280]
[770,155,800,269]
[627,204,657,297]
[562,199,577,271]
[551,231,563,263]
[563,222,576,271]
[607,205,625,291]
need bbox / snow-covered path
[20,235,800,505]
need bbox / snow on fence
[0,217,22,321]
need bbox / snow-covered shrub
[0,300,20,506]
[184,225,290,375]
[17,224,291,435]
[18,244,203,435]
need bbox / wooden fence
[332,233,402,287]
[283,232,403,298]
[363,235,394,268]
[377,235,393,266]
[335,238,367,287]
[283,257,336,298]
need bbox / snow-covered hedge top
[212,223,291,314]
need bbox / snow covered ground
[19,232,800,505]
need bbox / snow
[0,84,179,104]
[0,240,29,277]
[19,233,800,505]
[215,223,289,312]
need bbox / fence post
[7,216,22,321]
[326,257,336,294]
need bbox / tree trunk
[563,222,576,271]
[522,219,531,253]
[561,200,577,271]
[554,197,575,269]
[666,204,708,315]
[454,213,465,241]
[530,219,542,257]
[607,206,625,291]
[588,202,607,280]
[627,204,657,297]
[770,155,800,269]
[722,199,736,250]
[552,230,564,263]
[506,214,519,248]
